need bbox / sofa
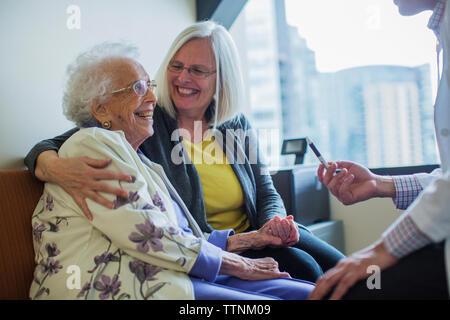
[0,170,43,299]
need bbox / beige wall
[330,194,404,254]
[0,0,196,169]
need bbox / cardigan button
[441,128,449,137]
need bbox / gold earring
[102,120,112,129]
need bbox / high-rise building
[232,0,284,166]
[317,65,436,167]
[232,0,437,168]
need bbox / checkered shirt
[392,175,423,210]
[381,175,432,259]
[428,0,447,38]
[382,1,448,258]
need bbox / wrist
[375,175,395,198]
[219,252,245,276]
[226,232,257,253]
[370,239,398,269]
[35,150,59,182]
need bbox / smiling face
[167,37,217,120]
[92,58,157,150]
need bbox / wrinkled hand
[36,152,133,220]
[220,251,291,281]
[317,160,384,205]
[308,241,398,300]
[260,215,299,246]
[226,229,285,253]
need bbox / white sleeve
[407,170,450,243]
[58,129,205,273]
[413,168,442,189]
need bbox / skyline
[285,0,437,73]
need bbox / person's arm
[25,128,133,220]
[392,169,441,209]
[58,128,290,281]
[308,239,397,300]
[391,175,423,209]
[225,215,299,253]
[381,215,432,259]
[317,160,396,205]
[24,128,79,177]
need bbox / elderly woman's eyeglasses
[111,80,157,97]
[168,62,216,79]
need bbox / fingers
[279,220,290,241]
[318,161,353,186]
[321,162,335,185]
[338,174,356,205]
[74,195,93,221]
[319,162,358,204]
[317,164,325,183]
[326,168,348,195]
[82,156,135,184]
[308,268,343,300]
[85,189,116,209]
[267,215,299,245]
[91,167,135,184]
[322,162,345,186]
[253,258,291,279]
[286,219,300,245]
[91,180,129,199]
[329,274,358,300]
[269,217,290,242]
[82,157,112,169]
[309,257,368,300]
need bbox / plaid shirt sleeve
[392,175,423,210]
[382,215,432,259]
[382,175,431,258]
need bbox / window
[230,0,439,168]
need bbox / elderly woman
[25,21,344,282]
[30,42,315,300]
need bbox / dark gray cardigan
[24,106,289,233]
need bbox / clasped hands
[226,215,299,254]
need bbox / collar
[81,120,102,128]
[428,0,447,38]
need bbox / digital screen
[282,139,306,154]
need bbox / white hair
[62,42,140,127]
[155,21,245,128]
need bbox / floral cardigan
[30,128,213,300]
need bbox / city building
[232,0,437,168]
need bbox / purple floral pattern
[152,192,166,212]
[129,218,164,253]
[31,170,199,299]
[32,222,46,243]
[93,275,122,300]
[33,242,63,299]
[88,251,118,273]
[129,261,162,283]
[77,282,91,298]
[129,261,166,299]
[113,191,140,209]
[45,195,54,211]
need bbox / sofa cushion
[0,170,43,299]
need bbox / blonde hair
[155,21,245,128]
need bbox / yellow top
[183,132,250,233]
